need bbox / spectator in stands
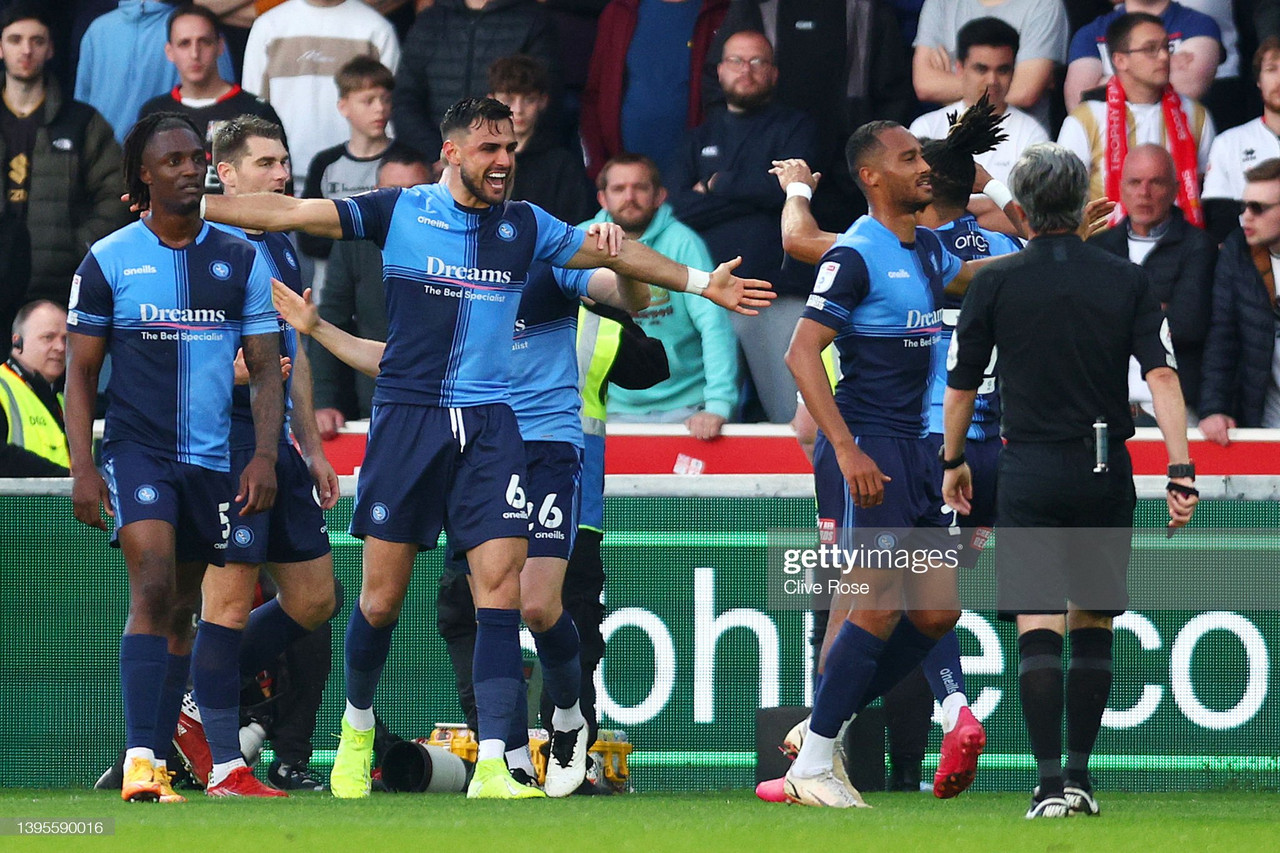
[488,54,595,224]
[310,147,431,439]
[392,0,556,171]
[1058,13,1215,219]
[1179,0,1247,130]
[913,0,1068,131]
[1,3,129,307]
[1088,144,1215,419]
[1064,0,1223,111]
[75,0,237,143]
[1199,157,1280,444]
[581,0,728,179]
[669,30,817,424]
[242,0,399,189]
[138,3,285,195]
[910,17,1048,229]
[0,299,68,476]
[585,153,740,438]
[1202,37,1280,240]
[298,56,396,273]
[704,0,916,232]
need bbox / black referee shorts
[995,439,1136,620]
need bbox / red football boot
[933,706,985,799]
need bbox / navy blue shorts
[813,432,951,561]
[351,403,529,551]
[223,443,331,565]
[524,440,581,560]
[924,433,1000,569]
[102,443,234,566]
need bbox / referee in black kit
[939,143,1198,820]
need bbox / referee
[941,143,1198,819]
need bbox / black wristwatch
[938,446,967,470]
[1167,462,1196,480]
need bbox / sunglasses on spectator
[1240,200,1280,215]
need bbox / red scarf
[1104,76,1204,228]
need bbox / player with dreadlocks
[756,100,1025,806]
[65,111,283,801]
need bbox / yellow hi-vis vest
[576,307,624,437]
[0,362,70,469]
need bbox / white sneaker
[543,723,589,797]
[1025,788,1070,819]
[783,769,870,809]
[1064,785,1100,816]
[781,716,809,759]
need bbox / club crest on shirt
[284,249,298,270]
[497,221,518,242]
[209,261,231,280]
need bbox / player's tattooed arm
[272,282,385,378]
[239,330,283,515]
[66,333,113,531]
[203,193,343,239]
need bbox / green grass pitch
[2,789,1278,851]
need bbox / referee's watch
[1167,462,1196,480]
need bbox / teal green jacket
[582,204,740,419]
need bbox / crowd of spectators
[3,0,1279,441]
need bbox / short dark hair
[377,142,430,176]
[1105,12,1165,59]
[1253,36,1280,82]
[487,54,550,97]
[335,55,394,98]
[0,1,51,34]
[166,3,221,42]
[212,114,286,167]
[956,17,1019,63]
[597,152,663,191]
[845,120,902,190]
[12,299,62,338]
[123,112,204,210]
[439,97,514,142]
[1245,157,1280,183]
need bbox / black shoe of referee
[268,760,326,791]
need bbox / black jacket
[1087,208,1216,410]
[512,126,595,224]
[392,0,557,159]
[1198,228,1280,426]
[0,75,130,306]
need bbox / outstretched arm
[770,159,837,264]
[273,281,385,378]
[203,193,344,239]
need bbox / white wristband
[198,195,207,219]
[983,179,1014,211]
[785,182,813,201]
[685,267,710,296]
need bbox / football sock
[209,758,247,788]
[922,629,966,704]
[940,692,970,734]
[1065,627,1113,790]
[240,598,309,679]
[120,633,167,752]
[345,605,396,711]
[855,618,938,712]
[1018,629,1065,796]
[153,653,191,756]
[552,701,586,733]
[810,620,887,738]
[125,747,156,764]
[344,701,375,731]
[506,745,536,777]
[474,608,523,757]
[790,731,837,779]
[508,673,530,751]
[532,611,582,712]
[192,621,244,765]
